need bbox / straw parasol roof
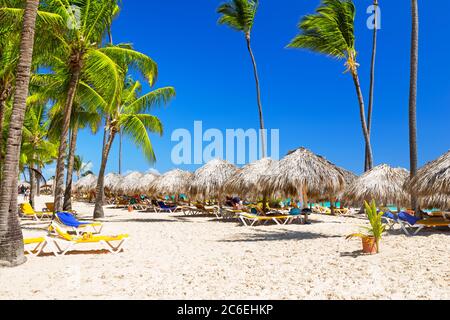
[190,159,238,199]
[104,173,123,193]
[344,164,410,207]
[135,172,160,194]
[408,150,450,197]
[419,194,450,210]
[116,172,144,195]
[224,158,276,198]
[259,147,345,200]
[19,181,31,188]
[74,174,97,193]
[149,169,193,196]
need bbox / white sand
[1,195,449,300]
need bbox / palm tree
[93,76,175,218]
[0,0,39,267]
[73,155,92,180]
[26,0,154,212]
[217,0,267,158]
[409,0,419,215]
[21,103,58,208]
[288,0,373,170]
[365,0,379,172]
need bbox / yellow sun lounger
[20,203,53,221]
[238,213,297,227]
[47,222,129,256]
[24,238,47,257]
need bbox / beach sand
[1,195,449,300]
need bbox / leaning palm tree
[0,0,39,267]
[409,0,419,215]
[93,76,175,219]
[288,0,373,170]
[217,0,267,158]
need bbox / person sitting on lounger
[232,197,243,210]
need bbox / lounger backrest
[50,222,73,241]
[21,203,35,214]
[56,212,81,228]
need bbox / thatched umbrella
[408,150,450,197]
[149,169,192,196]
[135,172,160,194]
[74,174,97,193]
[259,148,345,203]
[344,164,410,208]
[224,158,276,199]
[420,194,450,210]
[190,159,238,201]
[104,173,123,194]
[116,172,144,195]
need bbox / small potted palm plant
[346,200,385,254]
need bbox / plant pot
[362,237,378,255]
[127,206,134,213]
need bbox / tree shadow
[340,250,370,258]
[218,228,341,243]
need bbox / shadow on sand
[218,228,341,243]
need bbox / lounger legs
[47,238,128,256]
[25,241,47,257]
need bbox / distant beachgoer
[24,188,30,202]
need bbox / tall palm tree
[0,0,39,267]
[409,0,419,215]
[217,0,267,158]
[365,0,379,172]
[288,0,373,170]
[93,77,175,219]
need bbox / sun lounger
[23,238,47,256]
[46,222,129,256]
[313,206,331,214]
[156,201,178,213]
[238,213,296,227]
[195,204,220,217]
[20,203,53,221]
[52,212,103,236]
[397,212,450,236]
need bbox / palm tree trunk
[351,70,374,170]
[365,0,379,172]
[0,84,12,186]
[36,165,41,197]
[0,97,6,185]
[29,163,36,209]
[0,0,39,267]
[409,0,419,216]
[53,67,81,212]
[246,33,267,159]
[63,121,79,211]
[94,130,116,219]
[118,131,122,174]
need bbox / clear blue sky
[66,0,450,179]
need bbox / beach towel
[56,212,89,228]
[398,212,421,226]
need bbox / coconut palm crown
[217,0,258,36]
[287,0,373,170]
